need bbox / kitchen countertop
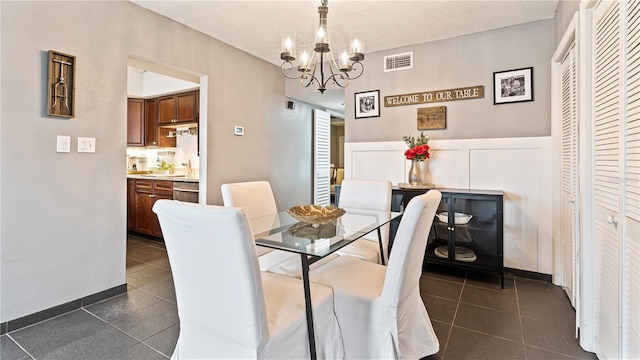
[127,174,199,183]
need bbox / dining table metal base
[377,228,386,265]
[301,254,318,360]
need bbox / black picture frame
[354,90,380,118]
[493,67,534,105]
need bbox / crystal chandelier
[280,0,365,94]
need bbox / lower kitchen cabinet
[128,179,172,238]
[391,188,504,287]
[127,179,135,230]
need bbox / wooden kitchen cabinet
[129,179,173,238]
[145,98,158,146]
[127,179,136,230]
[127,98,145,146]
[146,97,176,147]
[157,127,176,148]
[158,91,198,125]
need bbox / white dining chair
[310,190,442,359]
[153,200,344,359]
[221,180,338,278]
[221,181,278,218]
[335,179,392,264]
[221,181,278,257]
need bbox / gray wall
[344,19,555,143]
[216,97,317,211]
[554,0,581,48]
[0,1,310,322]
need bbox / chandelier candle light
[280,0,365,94]
[403,132,431,186]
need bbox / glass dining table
[248,208,402,360]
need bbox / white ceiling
[131,0,560,113]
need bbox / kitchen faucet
[182,160,193,177]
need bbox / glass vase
[408,159,430,186]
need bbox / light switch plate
[77,137,96,153]
[56,135,71,153]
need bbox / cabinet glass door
[426,194,501,271]
[450,196,499,269]
[426,195,451,262]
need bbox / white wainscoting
[344,137,553,274]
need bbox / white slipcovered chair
[335,179,392,264]
[221,181,277,257]
[220,181,278,219]
[221,180,337,278]
[153,200,344,359]
[310,190,442,359]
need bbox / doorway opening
[126,58,207,240]
[330,114,344,204]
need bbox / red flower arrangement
[403,132,431,161]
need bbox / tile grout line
[126,258,171,273]
[107,337,171,360]
[514,277,528,360]
[133,287,177,305]
[439,272,468,359]
[448,324,528,345]
[6,333,35,360]
[81,307,174,356]
[82,308,146,342]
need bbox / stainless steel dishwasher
[172,181,199,203]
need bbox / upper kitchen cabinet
[145,98,158,146]
[127,98,145,146]
[158,90,198,125]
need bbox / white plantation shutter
[625,0,640,223]
[560,45,578,306]
[623,0,640,358]
[593,1,622,358]
[313,110,331,206]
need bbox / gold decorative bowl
[287,205,346,224]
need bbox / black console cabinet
[391,188,504,288]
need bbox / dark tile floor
[420,265,598,360]
[1,236,598,360]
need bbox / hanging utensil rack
[47,50,76,118]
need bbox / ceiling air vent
[384,52,413,72]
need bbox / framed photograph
[354,90,380,118]
[493,67,533,105]
[233,126,244,136]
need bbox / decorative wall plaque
[384,85,484,107]
[417,106,446,130]
[47,50,76,118]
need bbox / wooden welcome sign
[384,85,484,107]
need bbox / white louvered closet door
[593,1,622,358]
[560,45,578,306]
[623,0,640,358]
[313,109,331,206]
